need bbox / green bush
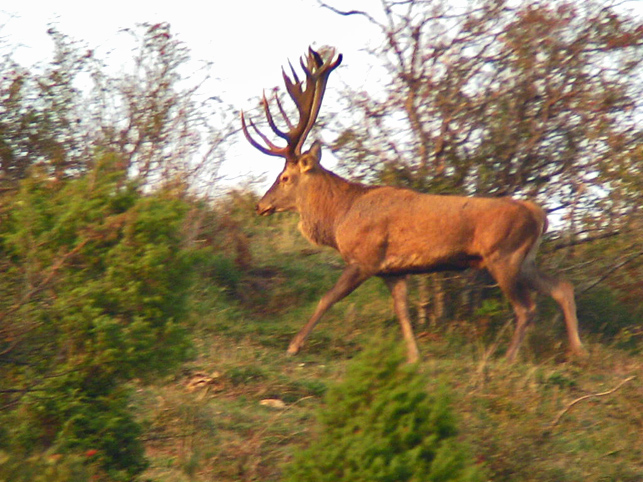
[282,336,485,482]
[577,288,638,339]
[0,156,196,479]
[0,450,96,482]
[205,253,244,294]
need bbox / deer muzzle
[256,203,276,216]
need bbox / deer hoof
[286,344,301,356]
[570,346,589,359]
[504,350,519,364]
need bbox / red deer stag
[241,47,585,363]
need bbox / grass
[136,211,643,482]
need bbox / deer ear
[299,140,322,173]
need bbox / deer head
[240,47,342,215]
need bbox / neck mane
[297,168,369,248]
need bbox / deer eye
[281,175,290,183]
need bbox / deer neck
[296,169,365,249]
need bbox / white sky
[2,1,641,189]
[0,0,384,187]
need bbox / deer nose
[256,203,275,216]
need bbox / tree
[90,23,231,192]
[0,29,90,187]
[0,23,231,194]
[322,0,643,332]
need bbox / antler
[241,47,343,163]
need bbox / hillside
[138,209,643,482]
[1,7,642,480]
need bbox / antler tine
[293,48,343,154]
[240,110,287,158]
[285,61,300,86]
[262,91,289,140]
[242,46,342,162]
[273,92,295,131]
[307,47,324,70]
[283,65,306,112]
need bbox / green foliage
[0,449,97,482]
[0,3,641,481]
[0,156,196,479]
[203,253,244,295]
[0,23,227,193]
[283,336,484,482]
[332,0,643,337]
[227,365,268,386]
[577,288,639,339]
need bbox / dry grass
[136,214,643,482]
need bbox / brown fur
[243,47,583,363]
[257,146,584,362]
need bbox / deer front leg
[287,264,368,356]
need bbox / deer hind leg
[526,268,585,357]
[503,281,537,362]
[287,264,368,356]
[486,256,537,362]
[382,275,420,363]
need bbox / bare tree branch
[549,375,637,430]
[579,250,643,295]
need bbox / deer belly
[378,251,483,275]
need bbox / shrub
[577,288,638,339]
[282,335,484,482]
[0,450,96,482]
[0,156,196,479]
